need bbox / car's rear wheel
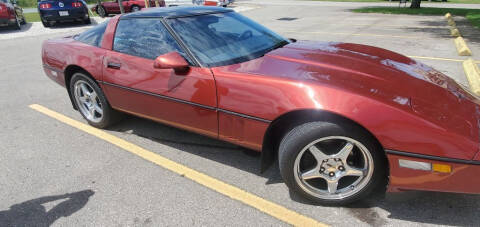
[83,15,91,24]
[41,19,51,27]
[70,72,123,128]
[12,14,21,30]
[278,121,386,206]
[97,6,107,18]
[131,5,140,12]
[20,15,26,25]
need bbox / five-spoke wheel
[279,121,386,205]
[70,72,123,128]
[74,81,103,123]
[294,136,373,200]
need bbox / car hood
[224,40,480,145]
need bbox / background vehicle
[41,7,480,206]
[0,0,25,30]
[37,0,90,27]
[166,0,229,7]
[92,0,165,18]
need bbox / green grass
[24,12,41,22]
[352,7,480,29]
[23,11,98,22]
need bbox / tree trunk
[410,0,421,8]
[118,0,125,14]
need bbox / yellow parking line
[407,55,464,62]
[29,104,328,227]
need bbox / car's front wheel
[70,72,123,128]
[279,121,386,206]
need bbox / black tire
[131,5,140,12]
[12,15,21,30]
[83,15,91,25]
[20,15,26,25]
[70,72,123,128]
[278,121,387,206]
[97,6,107,18]
[41,19,50,27]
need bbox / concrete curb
[463,59,480,95]
[450,27,460,37]
[455,36,473,56]
[446,12,472,56]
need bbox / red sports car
[41,7,480,205]
[92,0,165,18]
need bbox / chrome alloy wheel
[293,136,374,200]
[74,80,103,123]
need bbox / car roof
[121,6,233,19]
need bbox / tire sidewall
[98,6,106,18]
[278,121,386,206]
[131,5,140,11]
[70,72,113,128]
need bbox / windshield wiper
[263,40,290,55]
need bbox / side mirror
[11,0,17,4]
[153,52,189,70]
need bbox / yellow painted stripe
[408,55,463,62]
[29,104,328,227]
[463,59,480,96]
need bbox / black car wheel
[70,72,123,128]
[41,19,50,27]
[12,14,21,30]
[97,6,107,18]
[278,121,387,206]
[84,15,91,24]
[131,5,140,12]
[20,15,26,25]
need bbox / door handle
[107,62,121,69]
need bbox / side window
[74,20,109,47]
[113,18,188,61]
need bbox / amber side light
[432,163,452,173]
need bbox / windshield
[167,12,289,67]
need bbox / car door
[102,18,218,138]
[103,0,120,13]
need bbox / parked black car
[38,0,90,27]
[0,0,26,30]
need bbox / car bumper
[43,64,66,87]
[0,18,15,26]
[387,151,480,194]
[39,8,88,22]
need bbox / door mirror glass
[153,52,189,70]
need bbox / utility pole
[118,0,125,14]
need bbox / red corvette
[41,7,480,205]
[92,0,165,18]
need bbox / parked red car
[41,7,480,205]
[0,0,25,30]
[92,0,165,18]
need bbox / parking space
[2,1,480,226]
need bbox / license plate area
[59,11,69,16]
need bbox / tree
[410,0,421,8]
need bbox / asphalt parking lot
[1,0,480,226]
